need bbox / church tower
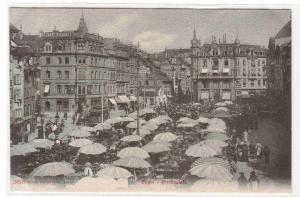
[77,10,89,34]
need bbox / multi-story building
[267,20,291,97]
[159,57,192,95]
[138,64,171,107]
[267,20,291,124]
[40,14,116,121]
[10,25,40,144]
[191,30,268,102]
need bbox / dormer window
[45,42,52,52]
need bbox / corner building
[191,30,268,102]
[40,14,116,118]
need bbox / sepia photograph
[9,7,291,193]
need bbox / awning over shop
[222,68,230,73]
[109,98,117,105]
[201,92,209,99]
[129,95,137,102]
[117,95,130,103]
[44,85,50,93]
[222,91,231,100]
[201,69,208,74]
[241,90,249,95]
[213,70,219,73]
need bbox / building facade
[39,14,117,121]
[267,21,291,97]
[191,30,268,102]
[10,26,40,144]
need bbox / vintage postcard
[9,6,291,194]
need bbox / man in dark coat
[238,172,248,191]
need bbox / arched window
[45,101,50,111]
[45,42,52,52]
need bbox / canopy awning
[222,91,231,100]
[222,68,230,73]
[201,69,208,74]
[241,90,249,95]
[117,95,130,103]
[213,70,219,73]
[201,91,209,99]
[44,85,50,93]
[130,95,137,102]
[109,98,117,105]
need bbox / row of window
[196,59,266,68]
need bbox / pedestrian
[55,111,59,119]
[263,144,270,164]
[72,114,76,124]
[255,143,263,159]
[248,171,259,191]
[238,172,248,191]
[64,112,68,120]
[243,130,248,143]
[249,141,256,158]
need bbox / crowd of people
[11,100,272,192]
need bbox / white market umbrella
[185,144,220,158]
[128,112,137,119]
[177,122,198,128]
[113,157,151,169]
[117,147,150,159]
[79,126,97,132]
[30,139,54,149]
[206,118,227,133]
[29,162,75,177]
[105,117,122,125]
[133,127,151,137]
[120,135,142,142]
[199,139,228,149]
[153,132,178,142]
[197,117,210,124]
[126,120,146,129]
[191,157,232,171]
[148,118,167,126]
[205,133,230,141]
[11,143,37,156]
[79,143,107,155]
[224,101,233,105]
[214,102,227,107]
[121,117,135,122]
[215,107,230,113]
[142,123,159,131]
[157,115,172,122]
[97,166,133,179]
[189,163,233,181]
[139,108,156,116]
[142,142,170,153]
[68,128,91,138]
[94,122,112,131]
[177,117,198,124]
[69,138,93,148]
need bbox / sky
[10,8,291,52]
